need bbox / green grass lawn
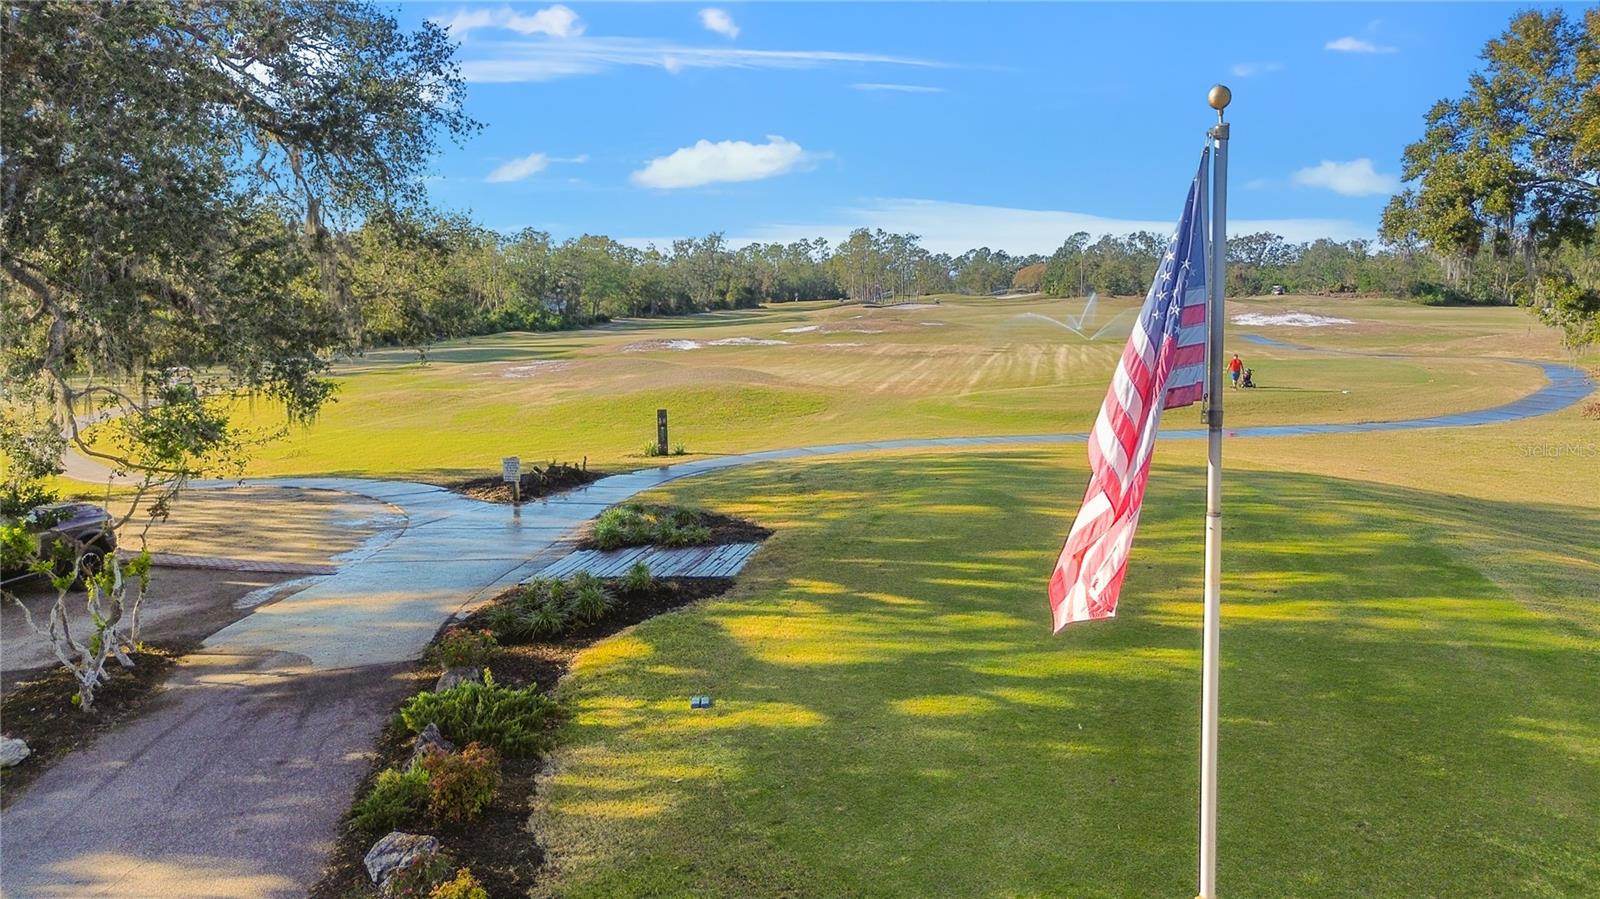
[531,434,1599,897]
[94,295,1568,483]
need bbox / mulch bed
[576,503,773,551]
[0,642,188,804]
[448,461,608,504]
[309,576,736,899]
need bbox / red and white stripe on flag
[1049,150,1211,632]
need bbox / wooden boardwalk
[536,542,762,580]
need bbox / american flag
[1049,151,1211,631]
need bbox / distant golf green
[101,294,1564,482]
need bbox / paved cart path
[2,355,1592,898]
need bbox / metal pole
[1198,83,1230,899]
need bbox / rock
[364,831,439,891]
[0,736,29,768]
[435,666,482,692]
[409,722,455,768]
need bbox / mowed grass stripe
[533,451,1600,898]
[157,296,1564,481]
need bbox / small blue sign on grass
[690,695,713,709]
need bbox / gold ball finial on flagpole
[1208,84,1232,120]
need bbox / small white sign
[501,456,521,483]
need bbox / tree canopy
[1381,8,1600,347]
[1,0,473,494]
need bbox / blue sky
[402,2,1544,255]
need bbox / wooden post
[657,409,669,456]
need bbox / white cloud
[699,8,739,40]
[1230,62,1282,78]
[631,136,814,190]
[436,5,584,39]
[1325,36,1395,54]
[1291,159,1399,196]
[620,198,1372,255]
[486,152,550,183]
[455,37,938,82]
[852,82,945,93]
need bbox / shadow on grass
[535,453,1600,899]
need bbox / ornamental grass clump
[571,580,614,623]
[399,671,556,757]
[591,504,713,550]
[621,561,654,593]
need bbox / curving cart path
[1,354,1592,898]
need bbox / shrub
[525,598,569,637]
[658,522,711,547]
[568,570,601,592]
[571,581,613,623]
[351,764,429,834]
[433,627,497,669]
[400,671,557,757]
[385,849,455,899]
[544,578,569,607]
[621,561,654,593]
[485,602,534,643]
[421,742,500,824]
[518,578,558,608]
[591,504,712,550]
[429,869,489,899]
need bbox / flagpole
[1197,84,1231,899]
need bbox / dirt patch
[309,576,735,899]
[0,642,187,804]
[447,462,608,505]
[576,503,773,551]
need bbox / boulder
[364,831,439,892]
[435,666,482,692]
[409,722,455,768]
[0,736,29,768]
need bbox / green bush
[399,671,557,757]
[421,741,500,824]
[429,869,489,899]
[571,581,613,623]
[485,602,534,643]
[621,561,654,593]
[658,522,711,547]
[525,599,569,636]
[590,504,713,550]
[432,627,497,669]
[351,764,429,834]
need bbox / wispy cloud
[437,4,584,39]
[486,152,549,183]
[632,136,814,190]
[458,38,940,82]
[699,8,739,40]
[1325,36,1396,54]
[616,199,1370,254]
[1291,159,1399,196]
[485,151,588,183]
[852,82,945,93]
[1230,62,1282,78]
